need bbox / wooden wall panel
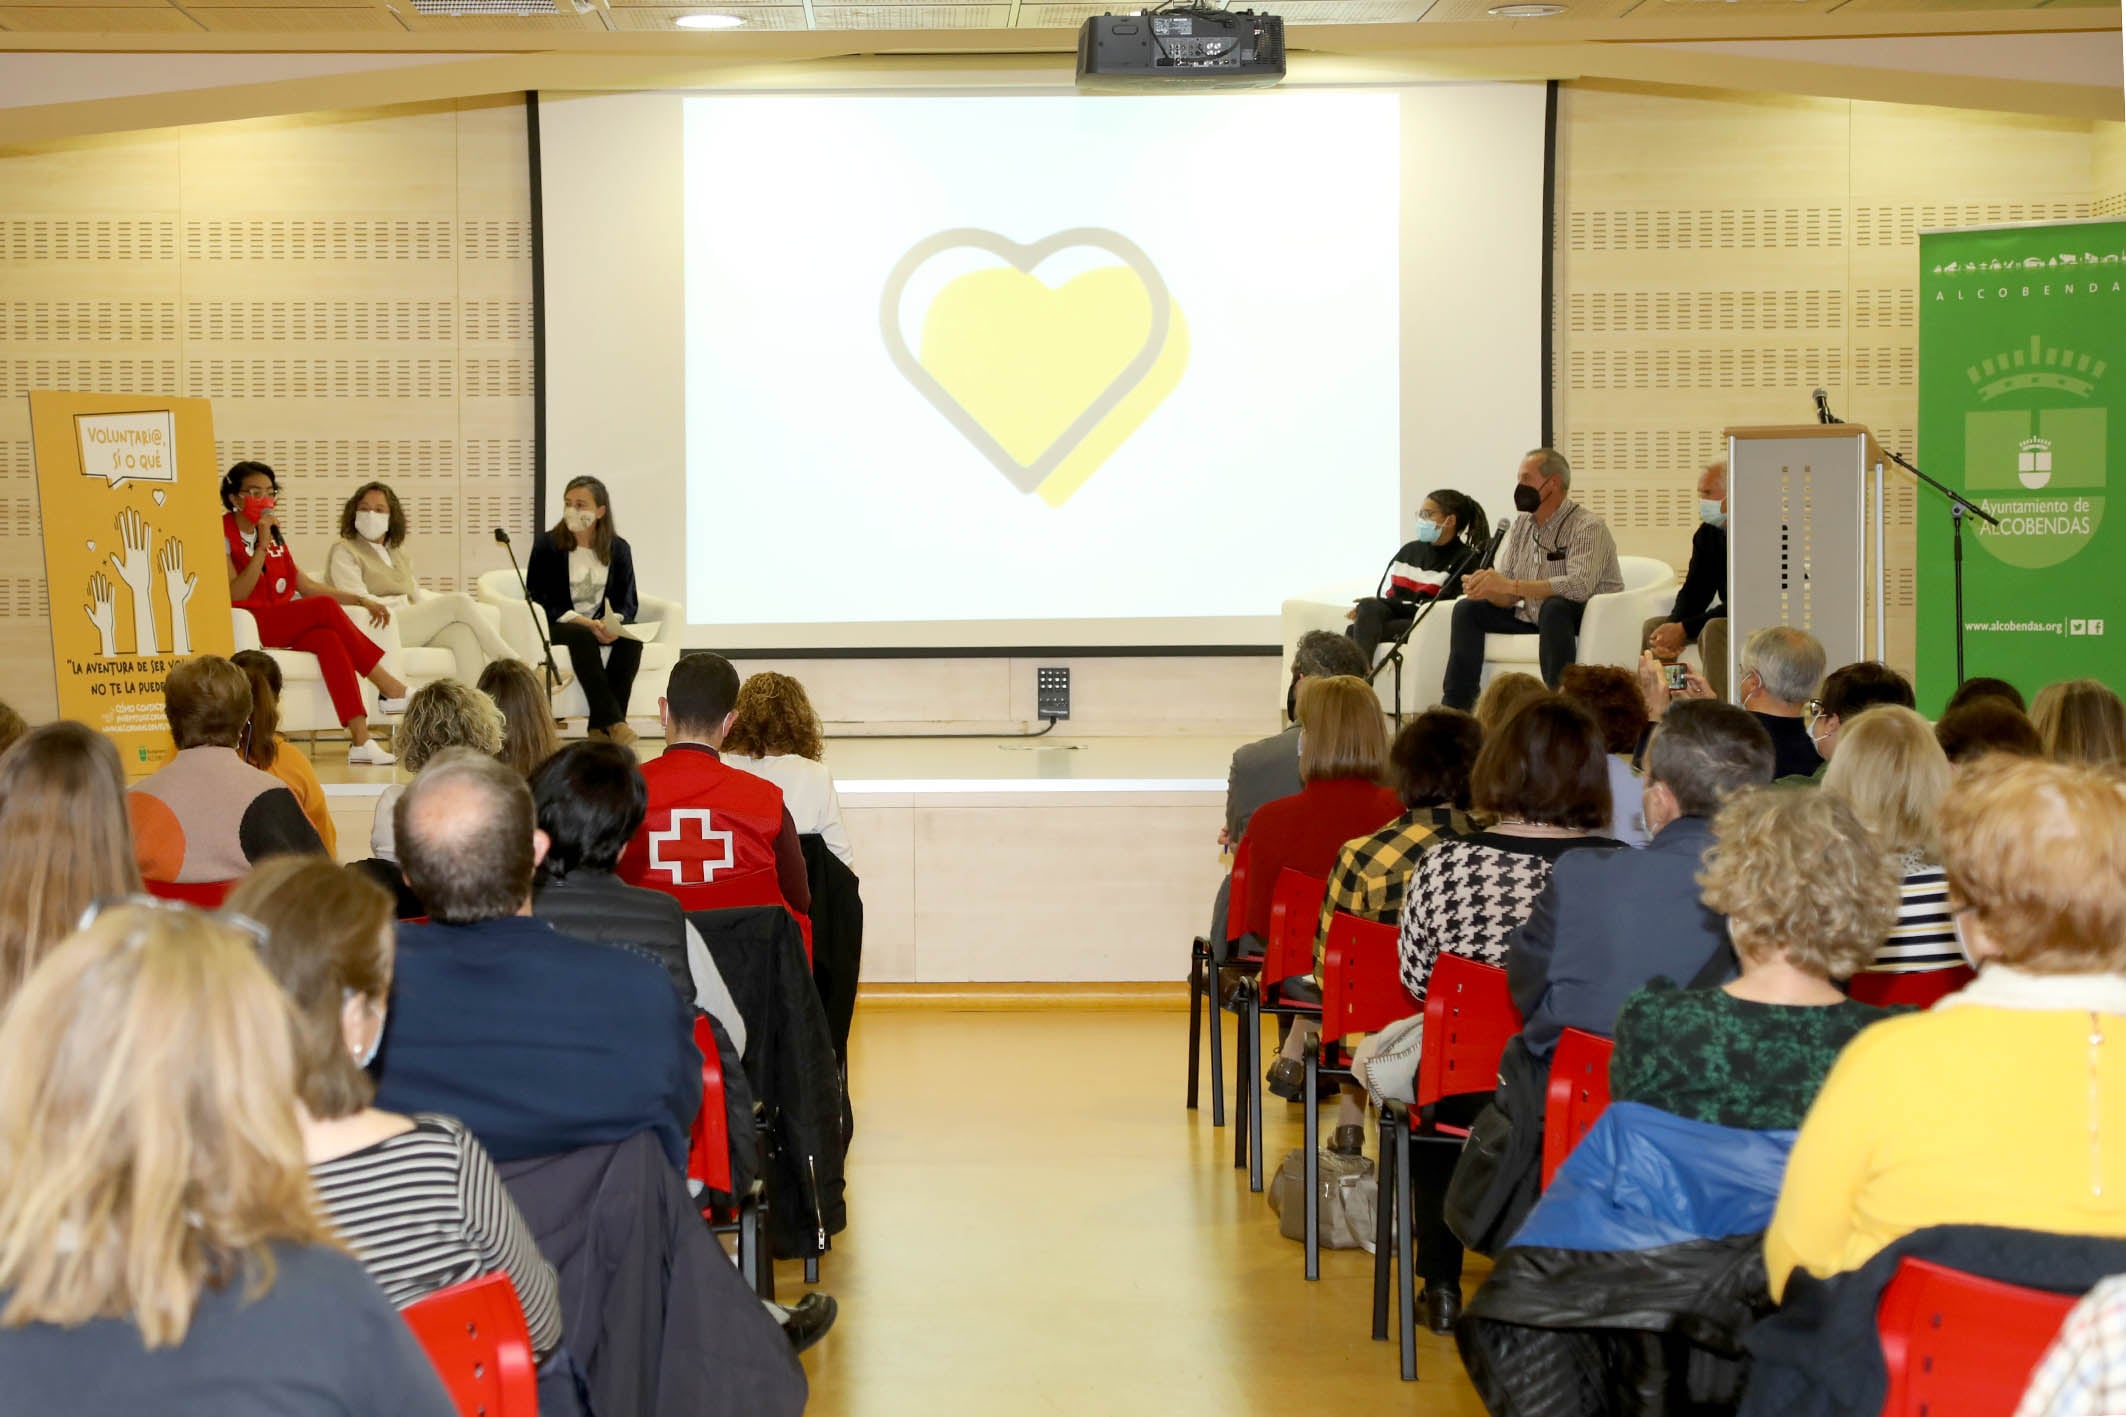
[1554,83,2097,680]
[0,96,532,723]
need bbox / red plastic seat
[1541,1028,1615,1189]
[1320,911,1414,1049]
[687,1014,734,1197]
[144,878,236,908]
[401,1273,539,1417]
[1877,1257,2077,1417]
[1849,965,1974,1008]
[1236,869,1332,1198]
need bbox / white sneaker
[347,740,396,766]
[376,696,411,716]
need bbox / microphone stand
[493,529,567,697]
[1368,533,1492,727]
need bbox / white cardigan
[727,752,855,870]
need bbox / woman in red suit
[222,461,410,765]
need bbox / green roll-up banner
[1917,219,2126,716]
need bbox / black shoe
[1265,1057,1307,1102]
[1420,1283,1462,1336]
[780,1291,838,1354]
[1278,976,1323,1006]
[1329,1124,1365,1157]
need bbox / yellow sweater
[1765,984,2126,1301]
[263,736,337,857]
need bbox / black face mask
[1512,483,1541,513]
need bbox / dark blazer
[376,915,702,1173]
[1506,815,1734,1060]
[1666,521,1727,637]
[526,530,639,632]
[1225,723,1303,843]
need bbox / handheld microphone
[1813,388,1841,426]
[268,522,284,547]
[1478,516,1512,571]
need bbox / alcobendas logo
[1962,334,2106,571]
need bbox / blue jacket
[376,916,702,1172]
[526,530,639,631]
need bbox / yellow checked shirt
[1311,805,1472,981]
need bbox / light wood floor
[786,1005,1489,1416]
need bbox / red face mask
[240,492,276,522]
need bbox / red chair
[1541,1028,1615,1190]
[402,1273,539,1417]
[1877,1257,2077,1417]
[144,878,235,908]
[1849,965,1974,1009]
[687,1014,769,1297]
[1187,838,1257,1166]
[1378,953,1522,1381]
[1229,869,1332,1197]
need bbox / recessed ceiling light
[1487,3,1565,14]
[674,12,746,27]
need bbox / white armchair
[231,607,383,737]
[474,570,683,734]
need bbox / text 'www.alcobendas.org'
[1965,620,2107,637]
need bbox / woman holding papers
[526,475,645,749]
[1347,489,1491,661]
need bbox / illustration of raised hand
[160,537,197,655]
[85,573,118,658]
[110,507,161,656]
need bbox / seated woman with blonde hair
[724,670,854,870]
[0,721,140,1010]
[2032,677,2126,767]
[479,658,563,779]
[1763,756,2126,1302]
[1822,705,1957,974]
[369,678,506,864]
[0,903,455,1416]
[228,857,563,1365]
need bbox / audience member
[230,649,335,854]
[0,722,140,1009]
[1737,626,1826,781]
[1223,630,1369,866]
[1642,458,1731,698]
[1444,449,1624,704]
[1237,675,1401,958]
[478,658,562,780]
[326,481,525,685]
[374,749,702,1172]
[2018,1274,2126,1417]
[128,656,323,883]
[1936,696,2044,765]
[1262,706,1480,1144]
[1356,696,1619,1332]
[1612,787,1901,1130]
[620,653,811,915]
[724,671,856,871]
[1473,670,1548,735]
[2032,677,2126,767]
[1822,706,1958,974]
[371,678,505,863]
[1346,488,1489,659]
[530,741,747,1051]
[526,475,645,750]
[0,699,24,758]
[0,904,455,1416]
[1508,699,1776,1061]
[1946,675,2027,714]
[229,857,562,1363]
[1800,660,1915,774]
[1560,663,1651,848]
[1763,756,2126,1301]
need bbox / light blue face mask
[1698,499,1728,529]
[346,988,386,1070]
[1413,517,1443,545]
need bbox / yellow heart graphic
[882,229,1189,507]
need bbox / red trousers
[245,597,383,726]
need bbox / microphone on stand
[1813,388,1842,426]
[494,528,567,697]
[1367,525,1500,688]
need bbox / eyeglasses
[1804,699,1825,728]
[77,894,271,950]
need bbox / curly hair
[722,672,825,762]
[396,679,505,774]
[1698,786,1898,979]
[1559,663,1648,756]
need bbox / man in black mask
[1441,448,1622,709]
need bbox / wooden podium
[1724,425,1892,701]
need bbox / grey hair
[1741,625,1827,706]
[1524,447,1571,492]
[1293,629,1370,681]
[1647,700,1777,818]
[394,747,537,925]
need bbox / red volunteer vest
[620,744,787,899]
[223,512,300,609]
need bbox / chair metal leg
[1372,1107,1394,1341]
[1395,1111,1418,1382]
[1247,991,1265,1193]
[1302,1046,1320,1281]
[1186,942,1205,1112]
[804,1256,819,1285]
[1208,963,1227,1128]
[1232,984,1251,1171]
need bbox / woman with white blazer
[723,672,855,870]
[325,482,525,684]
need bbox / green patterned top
[1610,979,1905,1131]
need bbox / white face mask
[354,509,390,542]
[346,989,386,1069]
[1952,911,1983,969]
[565,507,598,534]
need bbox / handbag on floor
[1268,1147,1377,1251]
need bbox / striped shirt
[1496,498,1624,624]
[310,1112,563,1361]
[1868,851,1961,973]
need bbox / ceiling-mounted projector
[1075,7,1286,92]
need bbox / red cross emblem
[646,808,735,886]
